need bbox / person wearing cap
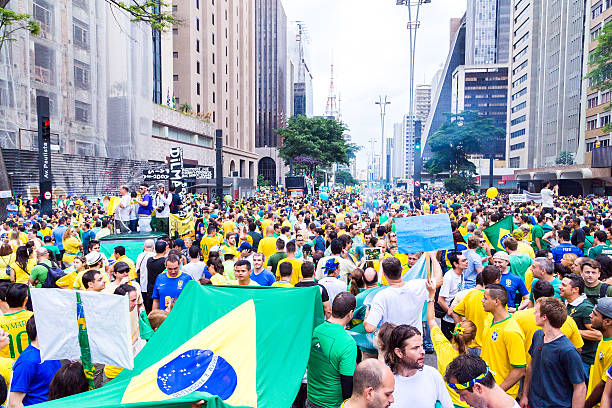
[104,261,143,310]
[72,251,111,290]
[154,184,171,235]
[237,241,253,268]
[491,251,529,312]
[110,246,136,280]
[586,297,612,408]
[318,258,348,307]
[511,229,535,259]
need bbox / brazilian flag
[36,283,324,407]
[484,215,515,252]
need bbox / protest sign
[509,194,527,203]
[395,214,454,253]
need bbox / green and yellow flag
[484,215,515,252]
[36,283,324,408]
[170,212,196,239]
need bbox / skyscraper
[404,85,431,178]
[465,0,511,65]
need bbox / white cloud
[281,0,467,173]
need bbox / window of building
[197,82,200,95]
[510,142,525,151]
[213,111,216,122]
[173,74,178,81]
[172,5,177,12]
[511,115,526,126]
[197,104,201,113]
[513,32,529,49]
[513,46,528,62]
[511,102,526,113]
[196,39,200,52]
[587,116,598,130]
[511,129,526,139]
[512,88,527,101]
[212,72,215,84]
[33,0,53,36]
[602,91,611,104]
[602,114,611,128]
[587,139,610,151]
[593,1,603,19]
[173,51,178,58]
[73,60,90,90]
[196,61,200,74]
[509,157,521,168]
[175,97,179,105]
[213,92,215,103]
[588,94,599,108]
[212,13,215,25]
[196,17,199,31]
[212,33,215,45]
[512,74,527,88]
[212,53,215,64]
[512,60,528,75]
[591,26,602,41]
[73,18,89,49]
[75,101,90,123]
[173,28,178,35]
[196,0,199,9]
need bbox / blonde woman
[8,231,20,252]
[62,227,82,267]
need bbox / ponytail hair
[349,268,365,296]
[451,319,477,355]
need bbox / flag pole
[76,292,95,390]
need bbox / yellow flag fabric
[170,213,195,238]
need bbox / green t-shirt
[583,235,594,253]
[509,253,533,280]
[587,244,612,259]
[584,282,612,306]
[43,245,60,262]
[531,224,549,250]
[267,251,287,275]
[568,298,597,365]
[529,277,562,302]
[307,321,357,408]
[29,260,52,288]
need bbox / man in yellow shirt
[276,241,302,285]
[200,224,223,263]
[586,297,612,408]
[0,284,32,359]
[272,263,294,288]
[222,213,236,236]
[513,280,584,364]
[109,246,136,280]
[480,283,526,398]
[257,225,278,266]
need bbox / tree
[334,169,358,186]
[256,174,269,187]
[586,21,612,133]
[0,8,38,53]
[178,103,192,113]
[424,111,503,193]
[277,116,349,181]
[555,151,574,165]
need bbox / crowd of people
[2,184,612,407]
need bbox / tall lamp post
[375,96,390,188]
[396,0,430,197]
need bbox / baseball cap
[492,251,510,262]
[595,297,612,319]
[174,238,186,249]
[86,251,102,266]
[237,242,252,252]
[512,229,524,240]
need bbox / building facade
[171,0,257,179]
[506,0,587,169]
[465,0,511,65]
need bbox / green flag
[36,283,324,408]
[484,215,515,252]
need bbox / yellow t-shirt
[276,258,303,285]
[271,281,294,288]
[517,242,535,259]
[588,338,612,406]
[431,326,467,407]
[200,235,222,263]
[10,258,36,284]
[453,289,488,349]
[257,237,278,266]
[481,316,526,398]
[62,236,82,263]
[261,219,273,237]
[513,308,584,363]
[222,221,236,236]
[111,255,137,280]
[56,271,78,289]
[524,269,533,294]
[0,310,33,359]
[40,227,52,238]
[0,356,13,387]
[210,274,228,285]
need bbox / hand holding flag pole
[76,292,95,390]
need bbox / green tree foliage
[443,175,476,194]
[277,116,350,179]
[106,0,178,31]
[0,8,39,53]
[586,21,612,133]
[334,170,357,186]
[555,151,574,165]
[424,111,503,193]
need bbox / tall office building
[404,85,431,178]
[392,122,404,179]
[506,0,587,169]
[172,0,257,178]
[465,0,511,64]
[290,22,314,118]
[585,0,612,155]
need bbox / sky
[282,0,467,173]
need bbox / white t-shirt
[155,193,171,218]
[439,270,464,323]
[182,261,206,281]
[365,279,428,333]
[391,366,453,408]
[541,188,554,207]
[116,195,132,221]
[318,277,347,306]
[136,251,154,292]
[315,255,356,282]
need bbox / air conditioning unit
[231,171,239,177]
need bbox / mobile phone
[365,248,382,261]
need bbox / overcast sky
[282,0,467,173]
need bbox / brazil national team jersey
[152,272,193,311]
[0,310,33,359]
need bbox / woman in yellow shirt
[7,232,20,252]
[62,227,82,266]
[56,255,86,289]
[426,281,477,408]
[10,245,36,284]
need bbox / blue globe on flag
[499,233,513,249]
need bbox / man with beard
[445,354,520,408]
[384,322,453,407]
[340,359,395,408]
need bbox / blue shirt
[81,230,95,252]
[500,272,529,308]
[250,269,276,286]
[51,226,67,251]
[6,204,17,217]
[552,243,583,264]
[11,345,61,406]
[462,249,482,289]
[152,272,192,310]
[137,194,154,216]
[313,236,326,253]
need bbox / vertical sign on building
[169,147,184,192]
[37,96,52,216]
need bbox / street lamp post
[396,0,429,198]
[375,96,390,188]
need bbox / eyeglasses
[447,366,493,391]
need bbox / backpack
[39,262,66,288]
[586,282,610,306]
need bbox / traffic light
[414,120,421,151]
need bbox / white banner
[509,194,527,203]
[31,288,133,369]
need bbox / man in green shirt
[580,258,612,306]
[504,237,533,280]
[587,230,612,259]
[529,256,562,304]
[267,238,287,276]
[561,273,600,379]
[531,214,550,251]
[307,292,357,408]
[28,248,52,288]
[42,236,60,264]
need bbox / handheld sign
[395,214,454,254]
